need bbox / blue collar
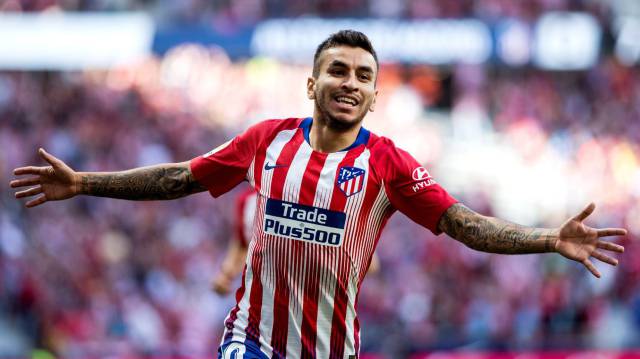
[299,117,370,152]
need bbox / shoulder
[238,117,304,146]
[367,135,422,181]
[245,117,303,137]
[368,135,413,165]
[368,135,399,154]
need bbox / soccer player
[11,30,626,359]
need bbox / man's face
[308,46,378,130]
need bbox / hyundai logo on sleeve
[411,166,436,192]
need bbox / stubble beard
[314,91,367,132]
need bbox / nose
[341,72,357,91]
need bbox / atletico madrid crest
[337,166,366,197]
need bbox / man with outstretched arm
[11,30,625,359]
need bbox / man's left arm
[437,203,626,277]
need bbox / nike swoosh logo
[264,162,289,171]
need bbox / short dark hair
[312,30,379,78]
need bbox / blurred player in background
[213,187,379,296]
[11,30,626,359]
[212,187,256,295]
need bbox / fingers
[38,148,63,167]
[597,228,628,237]
[590,250,619,266]
[597,241,625,253]
[212,277,230,295]
[13,166,50,176]
[582,258,601,278]
[10,177,41,188]
[572,202,595,222]
[15,185,42,199]
[25,195,47,208]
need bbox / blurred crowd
[1,0,635,25]
[1,44,640,357]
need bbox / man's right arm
[11,148,207,207]
[79,162,206,200]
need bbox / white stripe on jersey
[247,157,256,187]
[313,151,348,209]
[258,228,275,356]
[256,129,297,356]
[341,149,371,354]
[261,128,297,197]
[282,141,312,204]
[286,238,304,358]
[225,242,251,343]
[315,246,337,359]
[284,158,306,358]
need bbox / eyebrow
[328,60,374,74]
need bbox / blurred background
[1,0,640,358]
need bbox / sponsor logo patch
[263,199,346,246]
[412,166,430,180]
[411,166,436,192]
[337,166,366,197]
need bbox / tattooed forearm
[79,163,206,200]
[437,204,556,254]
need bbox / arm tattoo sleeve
[79,163,207,200]
[437,203,555,254]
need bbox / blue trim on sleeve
[299,117,370,151]
[300,117,313,144]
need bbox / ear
[307,77,316,100]
[369,89,378,112]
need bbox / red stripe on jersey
[298,151,327,206]
[329,254,351,359]
[271,237,290,357]
[245,238,265,344]
[354,175,381,283]
[224,265,248,342]
[328,146,366,212]
[300,246,320,359]
[270,132,305,200]
[268,132,304,357]
[253,148,266,194]
[294,150,328,358]
[323,145,365,357]
[252,118,303,193]
[298,152,328,358]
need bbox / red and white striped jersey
[191,117,457,359]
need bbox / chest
[257,138,380,207]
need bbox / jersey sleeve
[378,140,457,234]
[190,121,269,198]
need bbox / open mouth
[334,95,359,107]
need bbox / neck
[310,110,362,153]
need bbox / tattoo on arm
[80,163,207,200]
[437,203,555,254]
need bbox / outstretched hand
[555,203,626,278]
[10,148,79,208]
